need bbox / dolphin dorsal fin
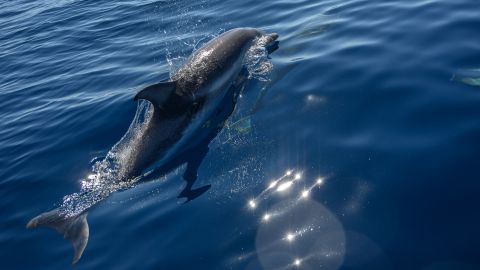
[134,81,177,108]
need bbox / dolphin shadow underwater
[26,28,279,264]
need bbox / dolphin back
[27,209,89,264]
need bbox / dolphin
[26,27,279,264]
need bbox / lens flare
[268,180,278,189]
[252,174,346,270]
[248,200,257,209]
[316,177,324,185]
[285,232,296,242]
[276,181,293,192]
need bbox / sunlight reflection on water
[239,169,345,269]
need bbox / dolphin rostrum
[26,28,279,264]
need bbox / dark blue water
[2,0,480,269]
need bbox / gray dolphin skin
[26,28,279,264]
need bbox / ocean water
[2,0,480,269]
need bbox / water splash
[60,101,153,217]
[245,36,275,82]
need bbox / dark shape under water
[26,28,279,264]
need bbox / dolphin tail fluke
[26,209,89,264]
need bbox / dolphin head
[264,32,279,54]
[267,32,279,42]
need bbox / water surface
[1,0,480,269]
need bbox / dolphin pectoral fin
[176,146,211,202]
[134,81,177,108]
[27,209,89,264]
[178,184,211,203]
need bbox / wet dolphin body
[26,28,279,264]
